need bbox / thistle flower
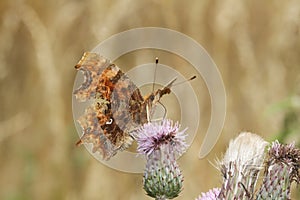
[135,119,188,200]
[218,132,268,199]
[136,119,187,157]
[196,133,300,199]
[195,188,220,200]
[256,141,300,200]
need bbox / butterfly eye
[150,94,155,101]
[106,118,113,124]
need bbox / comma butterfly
[73,52,176,160]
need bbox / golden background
[0,0,299,199]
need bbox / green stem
[155,197,167,200]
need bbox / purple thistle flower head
[196,188,220,200]
[135,119,188,157]
[268,140,300,172]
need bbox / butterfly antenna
[152,57,159,92]
[172,75,196,87]
[164,77,177,88]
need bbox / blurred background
[0,0,299,199]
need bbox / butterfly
[73,52,177,160]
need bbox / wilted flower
[218,132,268,199]
[256,141,300,200]
[197,132,300,200]
[135,119,188,200]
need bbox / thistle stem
[155,197,167,200]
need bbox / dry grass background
[0,0,299,199]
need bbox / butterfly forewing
[74,52,150,160]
